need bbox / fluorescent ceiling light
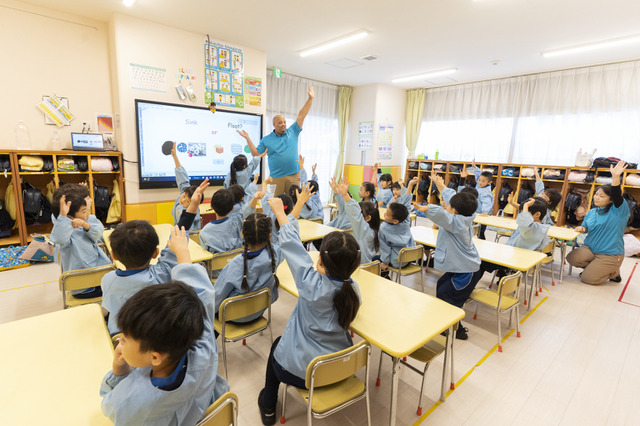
[542,35,640,58]
[122,0,136,7]
[299,30,369,58]
[392,68,458,83]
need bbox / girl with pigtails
[257,196,362,425]
[223,130,267,190]
[212,213,281,327]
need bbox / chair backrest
[305,340,370,389]
[189,230,201,245]
[59,264,116,292]
[472,223,481,236]
[398,245,424,264]
[540,240,555,254]
[359,261,381,276]
[196,392,238,426]
[210,248,243,271]
[220,287,271,322]
[307,217,324,224]
[498,271,522,297]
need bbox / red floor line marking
[618,262,638,302]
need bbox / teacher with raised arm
[239,84,314,196]
[567,161,629,285]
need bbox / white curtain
[267,70,339,202]
[417,60,640,165]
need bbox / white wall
[108,14,267,204]
[0,0,112,150]
[345,84,406,168]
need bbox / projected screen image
[135,99,263,189]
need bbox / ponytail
[333,279,360,330]
[267,239,280,289]
[242,212,275,291]
[241,243,249,291]
[230,155,248,186]
[229,163,238,186]
[359,201,380,251]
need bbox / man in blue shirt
[243,84,314,196]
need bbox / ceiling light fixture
[122,0,136,7]
[542,34,640,58]
[299,30,369,58]
[391,68,458,83]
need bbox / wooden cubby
[0,150,125,246]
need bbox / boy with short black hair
[373,162,394,207]
[506,196,550,251]
[199,188,243,254]
[378,202,416,274]
[100,226,229,424]
[50,188,111,298]
[171,142,203,231]
[461,159,494,239]
[102,180,208,334]
[413,172,483,340]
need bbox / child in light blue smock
[224,153,262,190]
[506,198,550,251]
[378,203,416,272]
[296,161,324,220]
[335,178,380,264]
[170,142,202,232]
[413,174,483,340]
[50,189,111,298]
[260,177,300,246]
[102,180,208,335]
[257,197,362,425]
[214,213,281,326]
[326,177,352,230]
[461,161,494,239]
[533,168,561,226]
[100,227,229,425]
[373,162,393,207]
[199,189,243,254]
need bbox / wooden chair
[280,340,371,425]
[493,210,514,243]
[306,217,324,224]
[208,248,243,282]
[387,246,425,291]
[58,264,116,309]
[469,271,523,352]
[359,261,381,276]
[196,392,239,426]
[214,287,273,379]
[375,324,457,416]
[189,230,201,245]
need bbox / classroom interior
[1,0,640,425]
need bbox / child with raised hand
[461,159,494,239]
[170,142,203,231]
[378,202,416,274]
[213,213,280,330]
[373,162,393,207]
[295,155,323,220]
[533,167,561,225]
[100,225,229,425]
[336,177,380,264]
[199,188,243,255]
[359,181,377,204]
[102,180,209,335]
[260,177,304,244]
[412,172,483,340]
[326,177,352,230]
[225,130,267,189]
[50,188,111,298]
[391,177,419,208]
[257,196,361,426]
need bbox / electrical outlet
[82,121,90,128]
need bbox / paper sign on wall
[205,39,244,108]
[358,121,373,151]
[129,63,167,93]
[377,124,393,160]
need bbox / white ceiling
[18,0,640,88]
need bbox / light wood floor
[2,220,639,426]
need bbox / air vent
[361,54,377,61]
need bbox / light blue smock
[534,180,555,226]
[199,215,243,254]
[328,193,351,230]
[379,219,415,267]
[376,173,393,207]
[261,192,300,245]
[506,211,551,251]
[469,167,493,214]
[224,156,260,190]
[171,166,202,231]
[344,198,377,264]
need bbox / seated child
[533,168,561,225]
[327,177,352,230]
[336,177,380,264]
[461,160,493,239]
[373,162,393,207]
[102,180,208,334]
[359,181,377,204]
[261,177,304,245]
[413,173,483,340]
[100,226,229,425]
[50,188,111,298]
[257,197,361,425]
[506,197,550,250]
[378,203,416,273]
[224,152,263,190]
[296,157,324,220]
[214,213,280,329]
[391,177,419,208]
[170,142,202,231]
[199,189,243,254]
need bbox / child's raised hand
[523,198,535,210]
[373,162,380,172]
[258,148,268,158]
[71,218,86,229]
[460,166,468,179]
[113,341,132,377]
[312,163,317,175]
[171,141,177,157]
[59,195,71,217]
[253,191,266,200]
[412,202,428,212]
[264,176,273,185]
[296,155,304,169]
[534,167,541,180]
[471,158,477,169]
[168,225,191,264]
[267,196,285,214]
[297,182,315,204]
[507,191,514,203]
[336,178,350,197]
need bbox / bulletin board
[204,39,244,108]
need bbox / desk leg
[558,241,567,282]
[568,243,576,276]
[389,356,401,426]
[441,325,453,401]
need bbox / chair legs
[221,339,228,379]
[416,362,431,415]
[375,350,384,387]
[497,310,503,353]
[280,385,288,424]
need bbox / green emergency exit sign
[274,67,281,78]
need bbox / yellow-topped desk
[103,223,213,269]
[199,203,262,215]
[0,304,112,425]
[411,226,547,272]
[472,215,580,279]
[298,219,339,242]
[277,252,464,426]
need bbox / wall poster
[204,39,244,108]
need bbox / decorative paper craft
[97,115,113,134]
[243,77,262,107]
[38,96,74,127]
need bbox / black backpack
[633,204,640,228]
[564,191,582,211]
[0,155,10,173]
[22,182,51,225]
[623,193,637,227]
[93,184,111,220]
[498,183,513,210]
[591,157,638,170]
[0,207,13,238]
[517,183,534,204]
[418,177,430,195]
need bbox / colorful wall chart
[204,40,244,108]
[377,124,393,160]
[243,77,262,107]
[358,121,373,151]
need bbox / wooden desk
[103,223,213,269]
[297,219,339,242]
[277,252,464,426]
[411,226,547,272]
[0,305,112,425]
[472,215,580,279]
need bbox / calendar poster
[243,77,262,107]
[129,63,167,93]
[205,40,244,107]
[377,125,393,160]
